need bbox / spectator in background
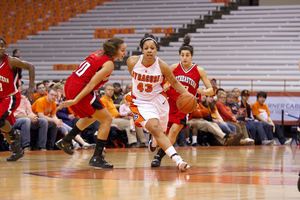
[226,92,257,144]
[13,81,48,151]
[232,88,240,103]
[214,88,225,101]
[42,80,50,91]
[119,95,135,132]
[123,83,132,95]
[252,91,292,145]
[210,78,218,96]
[239,90,275,145]
[216,91,254,145]
[12,49,22,79]
[33,82,47,101]
[31,88,63,150]
[112,82,123,106]
[187,94,235,146]
[101,84,146,148]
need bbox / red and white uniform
[126,55,168,131]
[64,51,113,118]
[0,54,21,125]
[167,62,201,129]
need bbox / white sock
[186,138,190,142]
[192,136,197,144]
[165,146,177,158]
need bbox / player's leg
[88,108,113,168]
[56,117,95,155]
[151,123,183,167]
[146,119,189,171]
[0,93,23,161]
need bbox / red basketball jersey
[0,54,18,98]
[167,62,200,101]
[70,50,114,91]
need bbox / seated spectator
[252,91,292,145]
[119,95,135,132]
[232,88,240,103]
[12,81,48,151]
[123,83,132,95]
[101,84,147,148]
[33,82,47,101]
[187,94,236,146]
[31,88,63,150]
[210,78,219,96]
[214,88,225,101]
[239,90,275,145]
[225,92,256,144]
[112,82,123,108]
[216,91,254,145]
[205,95,237,135]
[42,80,50,91]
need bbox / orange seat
[152,27,162,34]
[53,64,63,70]
[163,27,173,37]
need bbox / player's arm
[197,67,213,96]
[160,59,188,94]
[61,61,114,108]
[126,56,140,75]
[8,56,35,98]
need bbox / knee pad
[0,119,5,128]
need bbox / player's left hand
[163,84,170,91]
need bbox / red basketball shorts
[0,92,21,126]
[64,78,104,118]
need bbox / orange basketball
[176,93,197,114]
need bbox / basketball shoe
[56,139,74,155]
[7,147,24,161]
[89,155,113,168]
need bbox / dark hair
[103,37,125,58]
[257,91,267,99]
[216,88,225,95]
[179,34,194,55]
[0,37,6,45]
[139,33,159,49]
[42,80,49,84]
[12,49,19,57]
[203,98,216,112]
[36,82,44,89]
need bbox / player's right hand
[60,100,76,108]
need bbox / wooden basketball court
[0,146,299,199]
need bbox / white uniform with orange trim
[126,55,169,131]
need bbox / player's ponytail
[179,34,193,55]
[103,37,125,58]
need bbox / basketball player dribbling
[56,37,127,168]
[0,37,35,161]
[150,34,213,167]
[126,33,190,171]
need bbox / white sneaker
[172,155,190,172]
[244,138,255,145]
[82,143,96,150]
[73,142,81,150]
[284,138,292,146]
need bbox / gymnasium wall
[260,0,300,6]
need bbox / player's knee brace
[0,119,5,128]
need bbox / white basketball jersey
[131,55,165,101]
